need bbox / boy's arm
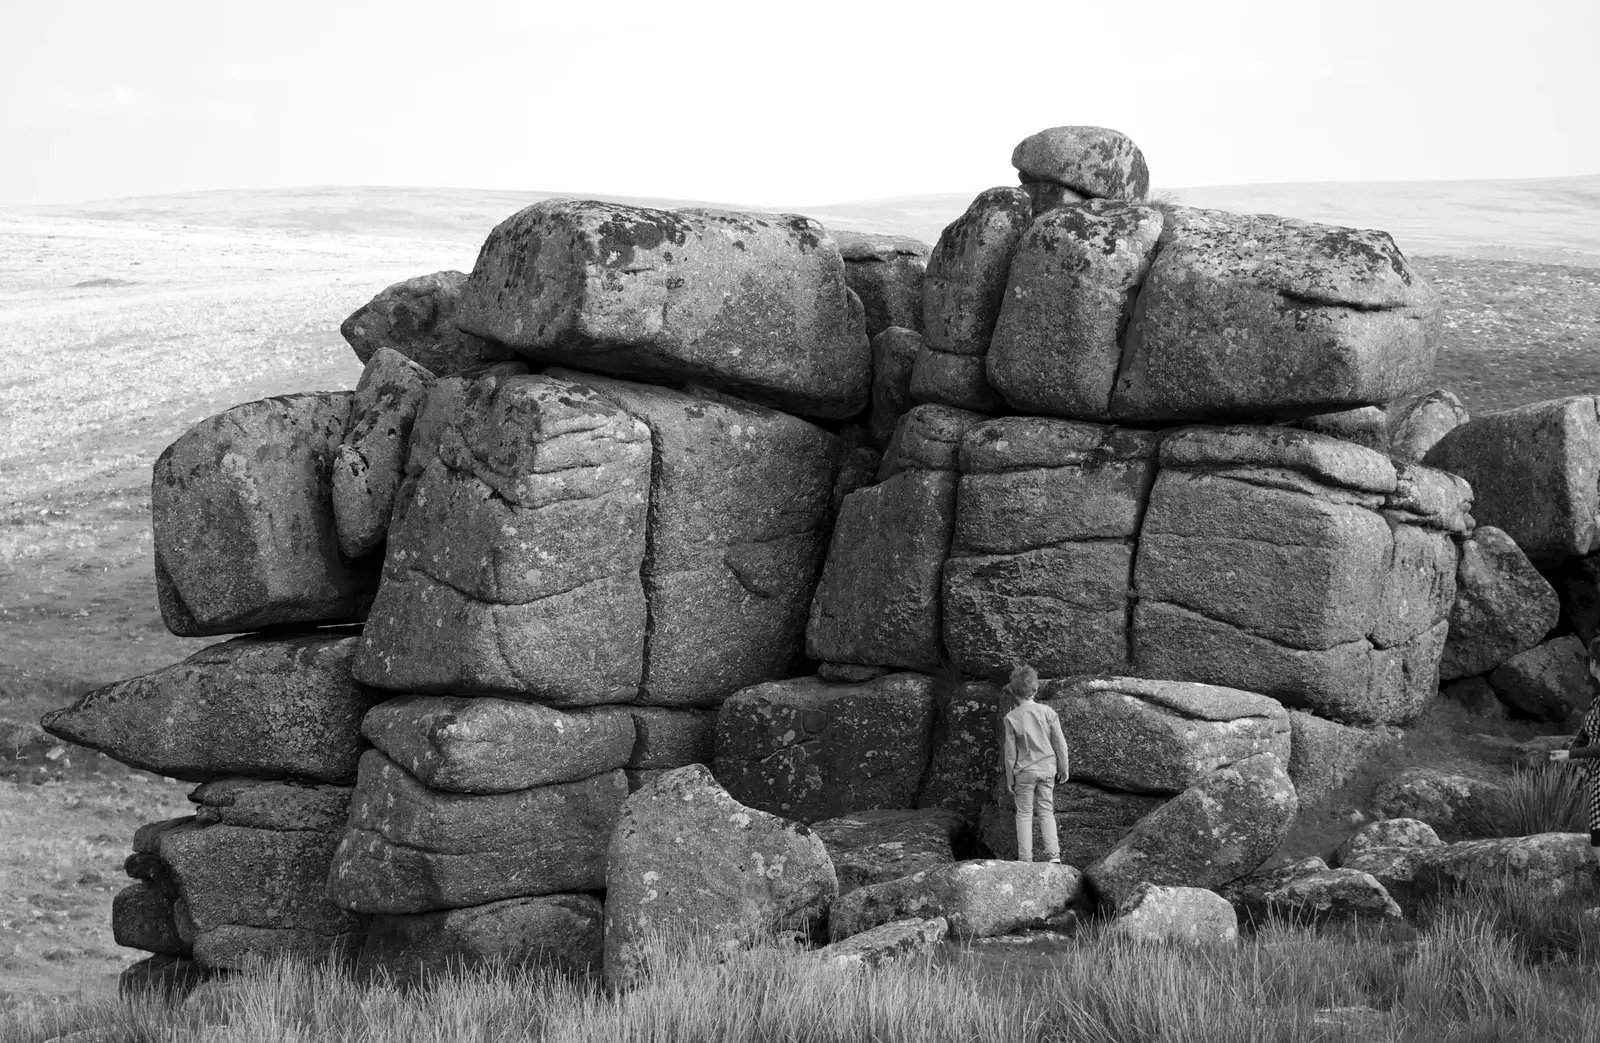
[1048,711,1069,782]
[1002,719,1017,789]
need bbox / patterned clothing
[1569,687,1600,845]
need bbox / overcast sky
[4,0,1596,208]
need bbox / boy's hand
[1056,769,1068,784]
[1005,774,1015,791]
[1550,750,1571,762]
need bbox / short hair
[1009,662,1039,687]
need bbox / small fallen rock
[1104,883,1237,945]
[827,860,1082,942]
[813,917,948,968]
[1336,818,1443,866]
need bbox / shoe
[1047,857,1061,864]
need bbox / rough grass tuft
[1466,764,1587,838]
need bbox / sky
[3,0,1597,209]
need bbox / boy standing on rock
[1002,663,1070,863]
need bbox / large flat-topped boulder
[810,808,964,895]
[353,373,650,705]
[456,200,869,419]
[327,751,626,913]
[153,393,379,636]
[332,347,435,558]
[833,230,929,339]
[1131,427,1462,725]
[1112,208,1440,423]
[189,779,351,832]
[1042,676,1290,794]
[1425,397,1600,563]
[827,860,1083,942]
[1011,126,1150,202]
[42,633,378,784]
[360,695,636,794]
[944,417,1159,678]
[604,766,836,990]
[548,372,838,706]
[341,270,514,377]
[987,201,1164,418]
[713,674,935,823]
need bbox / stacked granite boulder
[46,123,1502,978]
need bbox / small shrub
[1466,764,1586,838]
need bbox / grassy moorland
[0,180,1597,1013]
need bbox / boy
[1001,663,1070,863]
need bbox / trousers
[1013,768,1059,863]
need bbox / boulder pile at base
[43,122,1595,986]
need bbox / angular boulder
[834,230,929,339]
[1114,208,1440,423]
[553,372,838,707]
[1297,406,1389,452]
[1389,389,1469,462]
[1105,883,1238,944]
[603,765,837,989]
[1424,396,1600,563]
[332,347,435,558]
[1441,676,1508,718]
[916,678,1004,818]
[359,695,636,794]
[1441,526,1560,680]
[1221,857,1402,926]
[624,706,717,770]
[827,860,1083,942]
[1042,676,1290,795]
[810,809,964,895]
[877,403,986,480]
[867,327,924,450]
[341,270,514,376]
[1336,818,1442,867]
[356,894,603,986]
[352,373,651,705]
[1286,711,1400,808]
[986,201,1164,418]
[327,750,627,913]
[1372,768,1501,836]
[1543,553,1600,646]
[42,633,379,784]
[945,417,1159,679]
[1085,752,1298,909]
[1010,126,1151,202]
[814,917,948,968]
[908,339,1003,412]
[457,200,870,420]
[188,778,351,832]
[1414,833,1599,901]
[1488,636,1590,721]
[920,187,1033,358]
[113,882,188,957]
[713,674,936,823]
[1131,427,1462,726]
[153,393,379,635]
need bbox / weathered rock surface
[341,270,514,377]
[1131,426,1463,726]
[1424,397,1600,563]
[1336,818,1442,866]
[1085,753,1298,908]
[920,187,1033,357]
[188,778,351,832]
[828,860,1083,942]
[810,809,964,895]
[834,230,929,339]
[1544,554,1600,646]
[153,393,379,635]
[119,954,214,1001]
[42,633,379,784]
[328,751,626,913]
[1042,676,1290,794]
[908,342,1003,412]
[806,469,957,672]
[160,821,361,970]
[714,674,936,823]
[1010,126,1150,202]
[114,882,188,956]
[1114,208,1440,423]
[917,679,1003,818]
[878,404,987,480]
[360,696,636,794]
[554,372,838,706]
[1441,527,1559,680]
[986,201,1164,418]
[624,706,717,769]
[1287,711,1401,808]
[1221,857,1402,925]
[945,418,1159,679]
[814,917,948,968]
[1414,833,1599,901]
[357,894,603,986]
[352,373,651,705]
[1441,676,1508,718]
[1372,768,1501,836]
[868,327,924,450]
[978,782,1164,868]
[1297,407,1389,452]
[1105,884,1237,944]
[1389,389,1469,462]
[1488,636,1590,721]
[332,347,435,558]
[457,201,870,419]
[603,765,837,989]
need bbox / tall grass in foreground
[7,888,1600,1043]
[1467,764,1587,838]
